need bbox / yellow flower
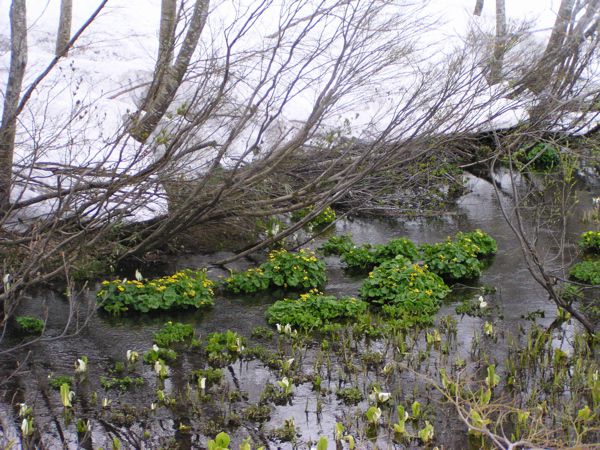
[117,286,125,292]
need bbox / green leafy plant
[570,260,600,285]
[143,345,177,364]
[205,331,246,366]
[291,205,336,229]
[15,316,44,334]
[336,387,363,405]
[455,230,497,257]
[340,245,376,272]
[578,231,600,254]
[360,256,449,321]
[97,269,214,314]
[48,375,73,390]
[525,142,560,170]
[319,234,355,256]
[224,249,326,294]
[372,237,420,262]
[100,376,144,391]
[153,322,195,347]
[190,368,223,388]
[223,267,269,294]
[262,249,327,289]
[207,431,231,450]
[421,239,482,281]
[266,290,368,330]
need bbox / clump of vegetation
[455,230,497,257]
[340,245,377,272]
[526,142,561,170]
[578,231,600,254]
[243,404,272,422]
[153,322,195,347]
[190,368,223,388]
[223,267,270,294]
[143,345,177,364]
[569,260,600,285]
[336,386,363,405]
[266,290,369,331]
[205,331,246,366]
[100,376,144,391]
[319,234,355,256]
[15,316,44,334]
[48,375,74,390]
[360,256,449,321]
[224,249,326,294]
[291,205,336,229]
[251,326,274,340]
[420,240,482,281]
[97,269,215,314]
[455,295,493,318]
[373,237,420,262]
[327,235,420,272]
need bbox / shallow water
[1,173,598,449]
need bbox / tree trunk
[130,0,209,142]
[473,0,484,16]
[55,0,73,56]
[0,0,27,212]
[142,0,177,112]
[489,0,506,84]
[527,0,575,93]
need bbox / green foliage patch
[526,143,561,170]
[97,269,214,315]
[318,234,355,256]
[100,376,144,391]
[224,249,326,294]
[340,245,377,272]
[579,231,600,254]
[153,321,195,347]
[569,260,600,285]
[15,316,44,334]
[359,256,449,320]
[373,237,420,262]
[420,240,482,281]
[291,205,336,229]
[205,331,246,366]
[455,230,497,257]
[266,290,369,330]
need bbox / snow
[0,0,594,222]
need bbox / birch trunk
[131,0,209,142]
[0,0,27,211]
[55,0,73,56]
[489,0,506,84]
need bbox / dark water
[1,174,598,449]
